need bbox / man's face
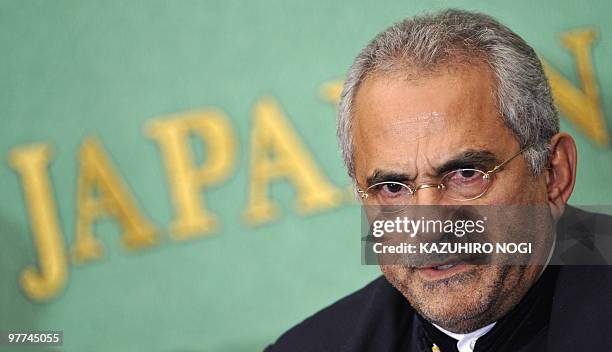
[352,63,550,333]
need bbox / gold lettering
[8,143,67,301]
[244,97,342,225]
[542,28,608,145]
[146,110,236,239]
[72,138,158,263]
[319,80,343,105]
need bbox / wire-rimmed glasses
[357,147,529,211]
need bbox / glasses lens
[365,182,413,213]
[441,169,490,201]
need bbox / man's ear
[546,132,577,221]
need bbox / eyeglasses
[357,147,529,208]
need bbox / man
[266,9,612,352]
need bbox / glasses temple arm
[486,147,530,174]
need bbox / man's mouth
[414,260,476,280]
[417,259,463,270]
[433,263,457,270]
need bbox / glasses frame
[357,147,529,202]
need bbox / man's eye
[458,169,477,179]
[379,183,409,197]
[386,183,405,193]
[449,169,483,183]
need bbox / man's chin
[382,264,506,333]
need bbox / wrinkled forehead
[355,110,476,151]
[353,110,475,175]
[351,67,517,178]
[371,111,448,142]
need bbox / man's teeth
[434,264,455,270]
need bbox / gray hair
[337,9,558,179]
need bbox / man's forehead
[364,111,449,144]
[349,63,524,182]
[354,119,509,173]
[352,66,511,151]
[354,109,493,160]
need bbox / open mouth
[433,263,457,270]
[420,259,463,270]
[413,258,478,281]
[414,253,488,270]
[415,257,464,270]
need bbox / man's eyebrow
[366,170,413,187]
[364,150,500,186]
[434,149,500,176]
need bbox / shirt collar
[433,322,496,352]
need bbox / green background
[1,1,611,351]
